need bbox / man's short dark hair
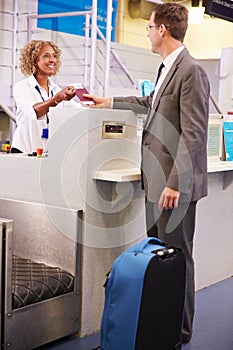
[153,2,188,42]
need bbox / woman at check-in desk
[11,40,81,154]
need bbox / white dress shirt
[12,75,82,153]
[152,46,185,106]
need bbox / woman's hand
[33,86,76,118]
[54,86,76,103]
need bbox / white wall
[218,48,233,114]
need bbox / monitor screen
[203,0,233,23]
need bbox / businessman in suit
[85,2,210,343]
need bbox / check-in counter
[0,107,233,339]
[0,108,146,339]
[194,162,233,290]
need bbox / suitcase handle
[153,248,175,258]
[137,237,165,253]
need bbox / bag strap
[136,237,165,253]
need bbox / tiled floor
[37,276,233,350]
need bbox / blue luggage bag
[100,237,186,350]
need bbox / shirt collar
[163,46,185,70]
[28,74,39,89]
[28,74,56,90]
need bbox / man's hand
[158,187,180,211]
[83,94,112,108]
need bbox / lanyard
[35,85,53,124]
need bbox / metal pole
[84,13,91,87]
[11,0,18,98]
[27,16,32,42]
[97,27,137,89]
[0,100,16,123]
[210,92,224,115]
[27,11,92,20]
[89,0,97,93]
[9,0,18,140]
[104,0,112,96]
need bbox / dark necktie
[155,63,165,86]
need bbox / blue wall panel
[37,0,118,41]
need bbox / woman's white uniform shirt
[12,75,81,153]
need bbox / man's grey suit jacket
[113,48,210,203]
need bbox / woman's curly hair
[20,40,62,76]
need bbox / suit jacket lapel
[144,48,188,131]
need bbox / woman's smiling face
[36,44,57,76]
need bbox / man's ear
[159,24,168,38]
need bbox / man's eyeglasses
[146,25,157,31]
[146,24,170,31]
